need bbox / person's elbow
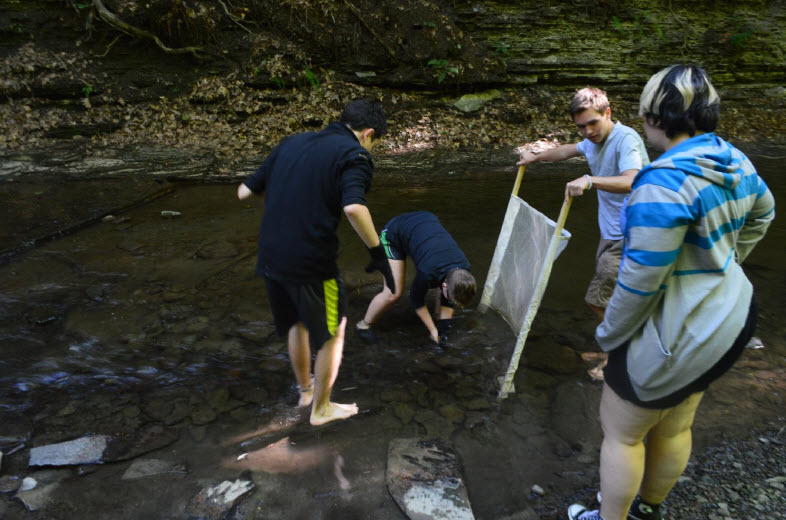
[343,203,367,218]
[237,183,254,200]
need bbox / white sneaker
[567,503,603,520]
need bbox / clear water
[0,153,783,519]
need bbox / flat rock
[14,470,71,511]
[186,479,254,520]
[29,435,109,466]
[103,425,179,462]
[121,458,187,480]
[386,438,474,520]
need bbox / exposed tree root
[90,0,205,57]
[343,0,397,58]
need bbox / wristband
[583,174,593,189]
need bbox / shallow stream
[0,150,783,519]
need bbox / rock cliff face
[0,1,784,162]
[450,0,786,89]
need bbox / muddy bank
[2,1,785,175]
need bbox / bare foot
[587,359,607,381]
[298,376,315,407]
[310,402,358,426]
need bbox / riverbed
[0,149,783,519]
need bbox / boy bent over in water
[356,211,476,345]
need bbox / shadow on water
[0,153,783,519]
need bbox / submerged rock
[387,438,474,520]
[14,470,71,511]
[186,479,254,520]
[121,458,187,480]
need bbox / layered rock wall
[452,0,786,89]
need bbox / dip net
[479,167,572,398]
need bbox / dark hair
[446,268,476,308]
[639,64,720,139]
[569,87,610,116]
[340,99,388,138]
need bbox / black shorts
[263,276,346,351]
[380,228,405,261]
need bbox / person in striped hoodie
[568,65,775,520]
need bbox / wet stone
[164,399,190,426]
[103,425,179,462]
[525,343,581,375]
[143,397,174,421]
[196,240,239,259]
[118,241,145,254]
[455,384,480,399]
[122,458,187,480]
[230,385,269,404]
[173,316,210,334]
[186,479,255,520]
[25,305,62,325]
[236,321,275,343]
[0,475,21,493]
[29,435,110,466]
[414,409,455,439]
[85,285,105,301]
[386,438,475,520]
[417,360,442,374]
[15,469,71,511]
[468,417,500,444]
[464,411,487,430]
[380,390,414,403]
[192,407,218,425]
[393,402,415,425]
[207,388,230,408]
[439,404,465,424]
[435,356,464,369]
[464,398,491,411]
[258,357,288,372]
[429,390,454,408]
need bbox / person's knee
[386,289,403,304]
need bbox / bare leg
[311,318,358,426]
[598,384,656,520]
[361,259,406,326]
[639,392,703,504]
[288,323,313,407]
[588,301,606,322]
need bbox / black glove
[365,244,396,294]
[436,319,452,346]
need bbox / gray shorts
[584,238,623,309]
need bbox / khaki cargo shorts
[584,238,623,309]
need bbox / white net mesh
[480,195,571,333]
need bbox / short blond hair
[569,88,610,116]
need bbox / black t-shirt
[243,122,373,282]
[384,211,470,308]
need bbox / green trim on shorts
[380,229,393,259]
[323,278,339,335]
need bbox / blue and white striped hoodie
[596,133,775,402]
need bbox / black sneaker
[355,325,379,344]
[628,496,663,520]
